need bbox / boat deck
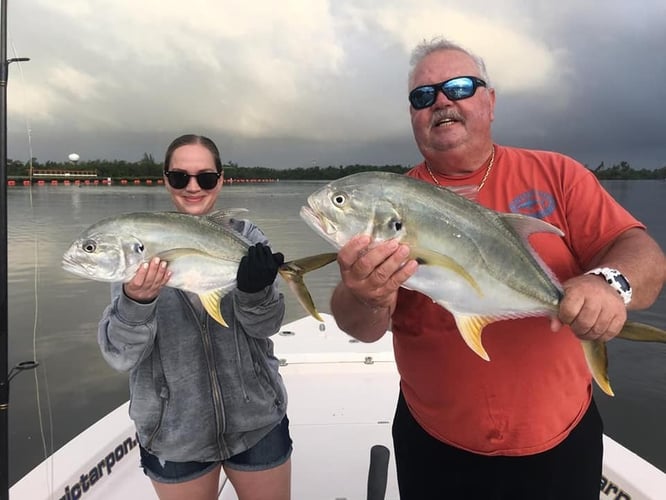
[10,315,666,499]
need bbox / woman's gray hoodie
[97,219,287,462]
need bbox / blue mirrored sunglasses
[164,170,221,190]
[409,76,487,110]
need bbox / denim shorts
[140,415,293,484]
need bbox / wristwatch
[584,267,632,305]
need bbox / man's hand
[337,235,417,311]
[551,273,627,342]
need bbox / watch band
[584,267,632,305]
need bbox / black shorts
[392,391,603,500]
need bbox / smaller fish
[62,210,337,325]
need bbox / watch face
[612,273,631,292]
[586,268,632,305]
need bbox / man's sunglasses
[409,76,487,110]
[164,170,221,190]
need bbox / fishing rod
[1,1,32,499]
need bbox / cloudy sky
[5,0,666,169]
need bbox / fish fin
[285,253,338,273]
[411,249,483,297]
[499,213,564,238]
[618,321,666,342]
[157,248,239,271]
[442,184,480,201]
[200,289,228,327]
[278,253,339,322]
[453,314,494,361]
[206,209,249,225]
[499,213,565,292]
[581,340,614,396]
[156,248,210,261]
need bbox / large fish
[300,171,666,396]
[62,210,337,326]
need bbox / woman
[98,134,292,500]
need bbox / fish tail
[617,321,666,342]
[279,253,338,322]
[579,320,666,397]
[581,340,614,396]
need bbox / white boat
[9,314,666,500]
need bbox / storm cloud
[5,0,666,169]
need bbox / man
[330,38,665,499]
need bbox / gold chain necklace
[425,146,495,192]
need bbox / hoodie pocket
[132,336,171,450]
[144,385,169,449]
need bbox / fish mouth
[300,206,327,232]
[299,206,340,246]
[61,257,89,277]
[61,254,109,281]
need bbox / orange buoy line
[6,177,279,186]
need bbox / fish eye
[134,243,145,253]
[82,239,97,253]
[390,218,403,232]
[332,192,347,207]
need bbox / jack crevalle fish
[62,210,337,326]
[300,171,666,396]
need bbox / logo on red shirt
[509,190,556,218]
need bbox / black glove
[236,243,285,293]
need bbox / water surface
[6,179,666,485]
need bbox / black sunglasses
[409,76,487,110]
[164,170,221,190]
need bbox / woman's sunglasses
[409,76,487,110]
[164,170,221,190]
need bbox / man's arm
[586,228,665,309]
[555,228,666,341]
[330,235,417,342]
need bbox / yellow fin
[284,253,338,274]
[411,249,482,297]
[157,248,208,261]
[581,340,614,396]
[278,252,338,322]
[618,321,666,342]
[281,271,322,322]
[200,289,228,327]
[453,314,494,361]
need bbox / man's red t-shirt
[392,145,643,455]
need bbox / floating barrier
[7,177,278,186]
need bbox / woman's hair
[163,134,223,173]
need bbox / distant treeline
[6,154,409,180]
[5,155,666,181]
[590,161,666,180]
